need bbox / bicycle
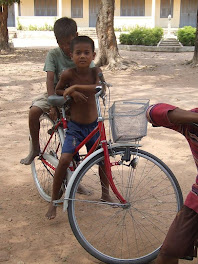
[31,73,183,264]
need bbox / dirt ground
[1,48,198,264]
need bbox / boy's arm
[46,71,55,96]
[63,68,102,97]
[56,70,71,96]
[46,71,57,120]
[168,108,198,124]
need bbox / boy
[20,17,94,165]
[146,103,198,264]
[46,36,113,220]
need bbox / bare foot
[77,184,92,195]
[45,202,57,220]
[101,194,115,203]
[20,148,40,165]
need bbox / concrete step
[160,44,181,46]
[78,28,97,39]
[10,28,98,40]
[158,38,182,47]
[160,41,181,44]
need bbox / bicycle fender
[42,153,59,168]
[63,142,141,212]
[58,127,64,145]
[63,148,104,212]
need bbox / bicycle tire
[67,146,183,264]
[31,114,62,202]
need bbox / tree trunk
[95,0,122,70]
[0,4,9,50]
[192,9,198,65]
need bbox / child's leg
[155,255,178,264]
[46,152,73,220]
[155,205,198,264]
[21,93,51,165]
[20,106,43,165]
[99,163,115,203]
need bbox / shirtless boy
[20,17,94,166]
[46,36,112,220]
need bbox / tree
[0,0,20,50]
[192,9,198,65]
[95,0,126,70]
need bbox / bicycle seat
[48,95,71,107]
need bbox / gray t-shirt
[43,47,95,87]
[43,47,75,87]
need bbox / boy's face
[71,43,96,68]
[58,34,77,57]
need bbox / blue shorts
[62,120,99,156]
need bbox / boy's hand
[71,91,88,103]
[63,86,74,98]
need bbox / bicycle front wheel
[68,146,183,264]
[31,114,62,202]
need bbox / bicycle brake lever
[102,94,106,106]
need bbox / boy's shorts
[160,205,198,258]
[31,93,51,113]
[62,120,99,156]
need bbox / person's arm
[168,108,198,124]
[46,71,55,96]
[55,70,71,96]
[43,50,56,96]
[63,67,102,98]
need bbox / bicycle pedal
[47,128,53,135]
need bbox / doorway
[89,0,100,27]
[180,0,198,27]
[8,4,15,27]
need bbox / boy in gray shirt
[20,17,94,165]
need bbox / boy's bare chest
[70,72,95,85]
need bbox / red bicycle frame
[40,89,127,204]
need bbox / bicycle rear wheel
[68,146,183,264]
[31,114,62,202]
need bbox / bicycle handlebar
[96,72,108,99]
[98,72,105,83]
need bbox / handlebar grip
[65,95,72,104]
[98,72,105,83]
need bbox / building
[8,0,198,30]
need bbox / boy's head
[70,36,96,68]
[70,36,95,53]
[54,17,77,56]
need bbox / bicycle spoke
[68,147,183,263]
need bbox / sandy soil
[1,48,198,264]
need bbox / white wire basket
[109,99,150,142]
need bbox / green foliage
[119,26,163,46]
[17,23,54,31]
[119,33,129,44]
[114,26,135,32]
[114,27,122,32]
[0,0,20,5]
[17,24,23,30]
[177,26,196,46]
[17,18,23,30]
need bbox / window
[71,0,83,18]
[34,0,57,16]
[160,0,174,18]
[121,0,145,16]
